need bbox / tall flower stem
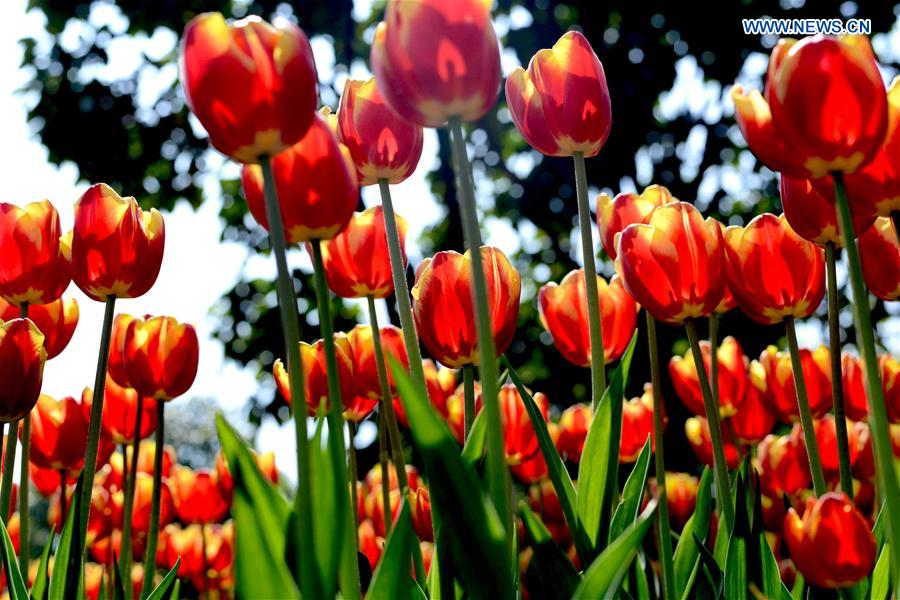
[709,313,720,405]
[139,401,165,598]
[75,295,116,561]
[834,173,900,581]
[573,152,607,408]
[366,296,408,489]
[259,156,318,597]
[784,317,827,497]
[310,239,361,596]
[348,421,358,525]
[824,242,854,498]
[377,179,428,391]
[685,318,734,531]
[378,414,392,536]
[646,313,675,600]
[119,395,144,591]
[18,302,29,574]
[462,365,476,441]
[0,423,17,520]
[447,116,511,544]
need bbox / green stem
[139,401,165,599]
[18,302,29,574]
[573,152,608,408]
[310,239,361,598]
[259,156,318,598]
[685,318,734,532]
[378,414,392,536]
[463,365,476,441]
[834,173,900,582]
[0,422,17,521]
[447,116,511,548]
[120,394,144,591]
[75,295,116,562]
[709,313,720,408]
[647,314,675,600]
[348,421,359,527]
[825,242,854,498]
[784,317,828,496]
[377,179,428,391]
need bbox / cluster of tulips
[1,0,899,597]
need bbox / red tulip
[496,384,547,480]
[365,486,402,538]
[28,394,88,473]
[729,366,776,444]
[179,13,318,163]
[723,214,825,324]
[337,78,424,185]
[0,200,70,307]
[123,316,199,401]
[756,345,832,423]
[841,353,869,421]
[107,313,137,387]
[757,433,810,497]
[363,463,420,496]
[170,466,230,524]
[370,0,501,127]
[783,492,876,588]
[595,185,676,260]
[663,472,699,531]
[858,216,900,301]
[0,296,78,359]
[163,522,234,592]
[669,335,748,418]
[31,462,75,498]
[412,247,521,367]
[347,324,408,401]
[318,207,407,299]
[506,31,611,157]
[393,359,459,428]
[216,448,278,502]
[685,416,739,470]
[0,318,47,422]
[112,472,174,534]
[883,354,900,423]
[84,376,157,445]
[781,175,876,247]
[409,486,433,542]
[358,519,383,571]
[555,403,591,462]
[274,333,356,415]
[620,384,659,463]
[241,114,358,244]
[538,269,637,368]
[796,415,859,475]
[616,202,726,324]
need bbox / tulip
[620,385,658,463]
[71,184,165,302]
[365,486,402,538]
[409,486,433,542]
[336,78,424,185]
[780,175,875,247]
[216,448,278,502]
[555,403,591,462]
[797,416,859,476]
[364,463,421,496]
[358,519,383,571]
[0,319,47,422]
[318,207,407,299]
[347,324,408,401]
[883,355,900,423]
[170,466,230,524]
[756,346,832,423]
[842,353,869,422]
[757,433,810,497]
[858,216,900,301]
[0,297,77,360]
[370,0,501,127]
[616,202,726,325]
[496,384,546,478]
[179,13,318,163]
[412,247,521,368]
[595,185,676,260]
[538,269,637,368]
[669,336,748,418]
[274,333,356,415]
[662,473,699,531]
[506,31,611,158]
[85,377,157,445]
[31,463,73,498]
[729,367,776,444]
[105,441,175,491]
[0,200,71,307]
[163,522,234,591]
[783,492,876,588]
[28,394,87,472]
[685,417,740,470]
[112,471,174,535]
[107,313,137,387]
[123,316,199,401]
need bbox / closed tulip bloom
[337,78,424,185]
[412,247,521,367]
[883,355,900,423]
[274,333,356,415]
[370,0,501,127]
[0,318,47,422]
[723,214,825,324]
[0,296,78,359]
[685,416,740,470]
[365,487,402,538]
[555,403,591,462]
[363,463,421,495]
[423,359,458,416]
[796,416,859,475]
[496,384,546,474]
[757,433,811,496]
[347,324,408,400]
[170,466,230,524]
[114,472,174,534]
[858,217,900,301]
[28,394,88,472]
[663,472,699,531]
[783,493,876,588]
[107,313,136,387]
[780,175,876,246]
[123,316,199,401]
[616,202,727,325]
[409,486,433,542]
[841,353,869,422]
[669,335,748,418]
[242,115,358,244]
[71,184,165,301]
[84,376,157,445]
[31,462,75,498]
[0,200,71,306]
[506,31,611,158]
[756,346,832,423]
[358,519,383,571]
[620,385,658,463]
[595,185,676,260]
[179,13,318,164]
[538,269,637,368]
[318,207,407,299]
[729,365,776,444]
[731,83,803,177]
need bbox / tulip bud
[757,433,811,497]
[685,416,739,470]
[274,333,356,416]
[555,403,591,462]
[669,336,748,418]
[0,318,47,422]
[347,324,409,400]
[620,384,659,463]
[123,316,199,401]
[729,367,776,444]
[756,345,832,423]
[28,394,88,473]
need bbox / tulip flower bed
[1,1,900,598]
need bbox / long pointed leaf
[872,544,890,600]
[369,500,416,598]
[673,468,713,591]
[146,558,181,600]
[31,532,53,600]
[49,490,77,600]
[520,503,579,599]
[0,516,27,600]
[461,410,487,468]
[609,438,652,542]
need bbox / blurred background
[3,0,899,481]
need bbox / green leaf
[49,489,77,600]
[693,532,724,599]
[872,543,890,600]
[461,410,487,468]
[609,438,652,542]
[790,572,804,599]
[0,515,27,600]
[577,334,637,558]
[369,500,417,598]
[673,468,713,591]
[519,503,580,599]
[308,415,342,598]
[31,532,53,600]
[391,358,513,599]
[573,500,657,600]
[216,413,300,599]
[146,558,181,600]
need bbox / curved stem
[447,116,511,546]
[463,365,476,441]
[784,317,827,496]
[685,318,734,532]
[139,401,165,599]
[18,303,29,574]
[647,313,675,600]
[824,242,854,498]
[259,156,318,598]
[573,152,607,408]
[120,394,144,590]
[0,423,17,521]
[834,173,900,582]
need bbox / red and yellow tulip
[123,316,199,401]
[858,216,900,301]
[669,335,748,418]
[595,185,676,260]
[0,318,47,422]
[0,297,78,359]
